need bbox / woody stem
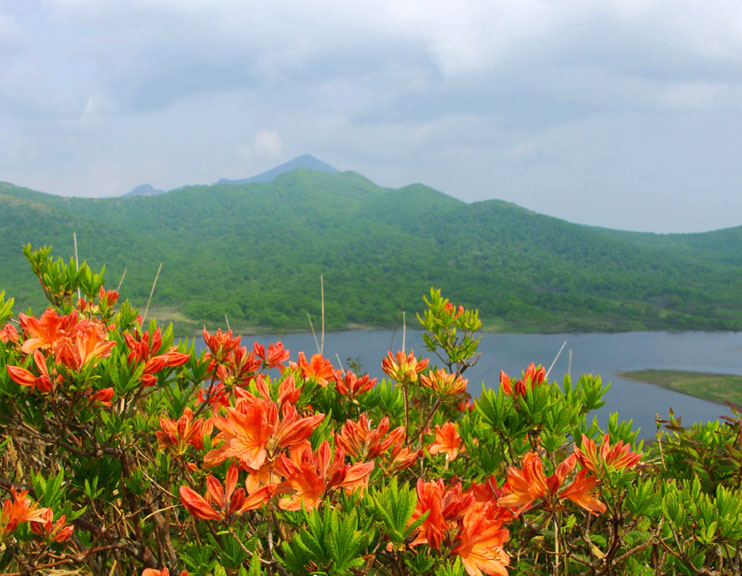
[412,397,443,447]
[403,384,410,443]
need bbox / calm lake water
[193,330,742,439]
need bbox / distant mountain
[120,154,338,197]
[123,183,166,197]
[217,154,338,185]
[1,175,740,334]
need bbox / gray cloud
[1,1,741,231]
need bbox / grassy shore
[618,369,742,406]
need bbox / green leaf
[371,477,420,544]
[0,291,13,325]
[247,553,263,576]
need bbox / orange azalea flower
[7,349,55,392]
[457,399,475,412]
[277,440,374,511]
[462,478,516,535]
[333,369,377,400]
[19,309,79,355]
[0,323,18,345]
[466,476,502,504]
[142,568,190,576]
[428,422,464,461]
[235,484,277,513]
[202,328,242,363]
[125,328,161,364]
[385,444,421,473]
[498,453,606,515]
[203,464,245,517]
[420,369,468,396]
[444,302,465,318]
[381,350,429,384]
[29,508,74,543]
[410,479,446,550]
[90,387,114,406]
[558,469,606,515]
[140,350,191,387]
[410,479,472,551]
[157,408,213,453]
[179,463,271,522]
[125,328,190,387]
[244,462,274,494]
[205,398,324,470]
[497,452,557,513]
[98,286,119,308]
[252,373,301,407]
[574,433,642,475]
[197,381,230,409]
[295,352,335,386]
[204,401,271,469]
[499,363,545,397]
[179,486,221,521]
[202,330,267,385]
[453,511,510,576]
[1,488,48,540]
[55,320,115,371]
[253,341,290,370]
[336,414,405,461]
[211,343,262,385]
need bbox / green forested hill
[1,171,740,334]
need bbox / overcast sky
[2,1,742,233]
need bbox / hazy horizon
[3,1,742,233]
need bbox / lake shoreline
[169,321,742,340]
[617,369,742,407]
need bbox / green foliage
[23,243,106,308]
[2,246,742,576]
[1,175,741,333]
[279,506,375,576]
[0,291,13,325]
[369,477,424,545]
[418,287,482,374]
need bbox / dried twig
[142,263,162,325]
[546,340,567,380]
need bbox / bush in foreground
[0,246,741,575]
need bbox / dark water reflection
[191,330,742,439]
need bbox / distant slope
[123,183,166,197]
[216,154,338,185]
[1,173,740,334]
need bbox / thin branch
[73,232,81,300]
[412,397,443,446]
[402,311,406,353]
[116,267,128,292]
[568,349,573,379]
[142,262,162,324]
[320,274,325,355]
[546,340,567,380]
[307,312,321,355]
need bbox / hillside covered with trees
[1,169,740,334]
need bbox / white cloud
[237,130,284,163]
[3,1,742,230]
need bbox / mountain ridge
[216,153,338,186]
[0,173,739,334]
[119,153,339,198]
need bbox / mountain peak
[217,154,338,186]
[123,183,166,197]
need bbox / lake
[193,330,742,439]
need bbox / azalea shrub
[1,245,741,576]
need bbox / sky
[2,1,742,233]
